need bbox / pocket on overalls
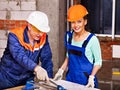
[83,72,89,79]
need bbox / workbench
[6,80,100,90]
[5,86,24,90]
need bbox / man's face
[28,24,44,41]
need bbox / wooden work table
[5,86,24,90]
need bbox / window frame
[67,0,119,39]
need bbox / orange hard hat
[67,4,88,22]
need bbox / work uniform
[0,26,53,89]
[65,31,102,88]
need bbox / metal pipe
[67,0,70,31]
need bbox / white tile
[10,11,34,20]
[21,0,35,1]
[0,11,6,19]
[0,40,7,48]
[0,11,35,20]
[0,30,8,39]
[0,0,8,2]
[21,2,36,10]
[0,1,20,10]
[0,0,35,2]
[112,45,120,58]
[0,0,36,10]
[0,49,5,58]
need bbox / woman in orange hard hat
[54,4,102,88]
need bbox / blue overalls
[65,31,98,88]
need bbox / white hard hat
[26,11,50,33]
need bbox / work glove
[85,75,95,88]
[53,68,64,81]
[34,65,49,81]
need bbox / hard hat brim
[38,26,50,33]
[27,21,50,33]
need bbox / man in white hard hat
[0,11,53,89]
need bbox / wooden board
[5,86,24,90]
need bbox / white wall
[0,0,36,58]
[0,30,8,57]
[36,0,60,72]
[0,0,66,73]
[0,0,36,20]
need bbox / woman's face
[71,18,87,33]
[28,24,44,41]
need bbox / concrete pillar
[36,0,66,73]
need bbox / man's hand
[85,75,95,88]
[34,65,49,81]
[53,68,64,81]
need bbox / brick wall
[0,20,27,30]
[0,0,36,57]
[0,30,8,57]
[0,0,36,29]
[98,36,120,60]
[0,0,120,61]
[97,37,120,90]
[0,0,36,20]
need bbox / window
[68,0,120,38]
[115,0,120,34]
[81,0,120,36]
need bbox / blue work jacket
[0,26,53,82]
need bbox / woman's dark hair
[83,14,91,32]
[83,14,88,20]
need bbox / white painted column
[112,0,116,39]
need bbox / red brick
[0,20,27,30]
